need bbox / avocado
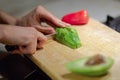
[65,54,114,76]
[54,27,81,49]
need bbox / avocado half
[65,56,114,76]
[54,27,81,49]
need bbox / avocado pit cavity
[86,54,105,66]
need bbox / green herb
[54,27,81,49]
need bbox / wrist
[0,10,17,25]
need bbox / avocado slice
[65,55,114,76]
[54,27,81,49]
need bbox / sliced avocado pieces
[65,56,114,76]
[54,27,81,49]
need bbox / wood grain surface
[28,18,120,80]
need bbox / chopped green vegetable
[54,27,81,49]
[65,55,114,76]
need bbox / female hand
[0,25,47,54]
[16,6,70,34]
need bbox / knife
[5,33,55,51]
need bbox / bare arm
[0,6,70,54]
[0,9,16,25]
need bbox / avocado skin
[54,27,81,49]
[65,57,114,76]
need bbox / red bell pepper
[62,10,89,25]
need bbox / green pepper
[54,27,81,49]
[65,55,114,76]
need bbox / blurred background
[0,0,120,51]
[0,0,120,21]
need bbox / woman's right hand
[0,25,47,54]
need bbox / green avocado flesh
[65,57,114,76]
[54,27,81,49]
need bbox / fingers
[11,30,47,54]
[10,46,34,54]
[21,31,47,53]
[44,15,71,27]
[41,18,70,28]
[34,25,55,34]
[36,6,70,27]
[36,31,47,48]
[11,47,35,54]
[10,49,21,54]
[12,42,37,54]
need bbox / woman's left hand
[16,6,70,34]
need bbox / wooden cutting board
[28,18,120,80]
